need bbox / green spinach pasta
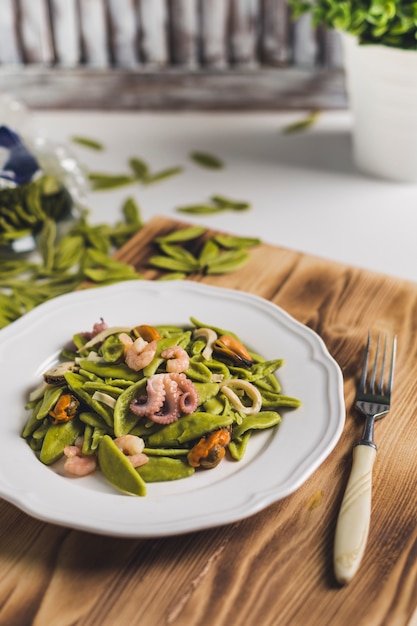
[22,317,301,496]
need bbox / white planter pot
[342,33,417,182]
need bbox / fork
[333,332,397,585]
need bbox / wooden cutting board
[1,216,417,626]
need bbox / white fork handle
[333,443,377,585]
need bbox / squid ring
[220,379,262,415]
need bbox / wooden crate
[0,0,346,109]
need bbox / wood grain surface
[1,216,417,626]
[0,66,346,111]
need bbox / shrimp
[161,346,190,373]
[119,332,133,350]
[63,445,97,477]
[114,435,149,468]
[124,337,158,371]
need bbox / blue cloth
[0,125,40,185]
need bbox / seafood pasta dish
[22,317,301,496]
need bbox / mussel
[132,324,162,342]
[43,361,78,384]
[213,335,254,367]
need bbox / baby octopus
[119,333,158,371]
[81,317,108,341]
[130,372,199,424]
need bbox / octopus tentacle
[93,318,108,336]
[129,373,200,425]
[130,374,166,416]
[170,373,199,414]
[151,375,180,424]
[80,318,108,341]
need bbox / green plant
[289,0,417,48]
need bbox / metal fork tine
[369,333,380,393]
[387,335,397,397]
[358,331,371,393]
[377,335,387,395]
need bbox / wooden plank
[200,0,229,68]
[78,0,109,67]
[48,0,80,67]
[1,215,416,626]
[0,66,347,110]
[0,0,22,65]
[0,0,343,71]
[292,13,318,68]
[259,0,291,66]
[106,0,139,67]
[18,0,54,64]
[228,0,259,67]
[321,29,344,69]
[169,0,199,67]
[138,0,169,66]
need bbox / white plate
[0,281,345,537]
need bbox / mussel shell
[43,361,77,384]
